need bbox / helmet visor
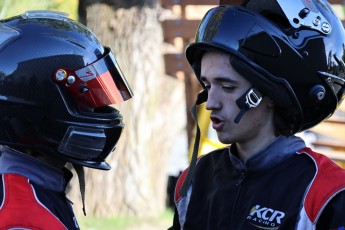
[55,47,133,110]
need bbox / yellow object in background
[188,103,227,161]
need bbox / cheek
[244,104,273,127]
[224,101,241,119]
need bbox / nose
[205,88,221,111]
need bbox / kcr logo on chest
[247,205,286,229]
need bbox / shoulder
[195,147,230,167]
[297,148,345,224]
[297,147,345,185]
[174,147,229,202]
[316,189,345,228]
[0,174,68,229]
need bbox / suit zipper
[236,170,246,186]
[232,170,246,228]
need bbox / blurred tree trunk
[69,0,187,218]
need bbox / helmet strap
[72,163,86,216]
[179,92,205,197]
[234,87,263,123]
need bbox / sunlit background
[1,1,344,229]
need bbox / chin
[217,134,232,145]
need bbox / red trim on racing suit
[0,146,80,229]
[0,174,67,230]
[170,136,345,230]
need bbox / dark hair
[273,106,300,136]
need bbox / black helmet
[186,0,345,133]
[0,10,133,170]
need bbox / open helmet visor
[54,47,133,110]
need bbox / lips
[210,115,225,130]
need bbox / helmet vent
[22,10,69,21]
[241,28,281,57]
[0,23,20,51]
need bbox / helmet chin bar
[58,126,107,161]
[234,87,263,123]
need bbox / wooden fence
[161,0,345,162]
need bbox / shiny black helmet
[186,0,345,133]
[0,10,133,170]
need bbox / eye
[222,84,235,92]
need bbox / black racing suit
[170,135,345,230]
[0,146,80,229]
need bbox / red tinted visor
[54,47,133,109]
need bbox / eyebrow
[200,76,239,84]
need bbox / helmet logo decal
[76,69,96,82]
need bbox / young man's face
[200,51,275,145]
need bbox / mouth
[210,115,224,130]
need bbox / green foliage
[0,0,78,20]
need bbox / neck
[236,133,277,161]
[23,149,67,169]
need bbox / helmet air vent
[0,23,21,50]
[21,10,69,21]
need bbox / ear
[267,97,275,108]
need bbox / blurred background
[1,0,344,229]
